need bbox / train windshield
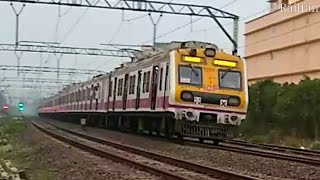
[219,70,241,90]
[179,65,202,86]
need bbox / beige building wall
[244,0,320,84]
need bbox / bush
[309,141,320,150]
[240,77,320,142]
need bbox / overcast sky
[0,0,269,99]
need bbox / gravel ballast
[43,119,320,180]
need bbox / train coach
[39,41,249,144]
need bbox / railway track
[225,139,320,158]
[43,119,320,167]
[184,140,320,167]
[33,121,259,180]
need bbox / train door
[136,70,142,109]
[151,65,159,110]
[113,77,117,110]
[123,74,129,110]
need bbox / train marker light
[183,56,202,63]
[204,48,216,57]
[213,60,237,68]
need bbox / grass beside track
[0,115,56,180]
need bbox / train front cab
[169,47,248,143]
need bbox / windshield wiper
[221,68,232,79]
[188,64,199,77]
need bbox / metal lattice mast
[0,0,240,51]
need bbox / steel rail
[184,141,320,167]
[32,121,193,180]
[226,139,320,158]
[42,120,260,180]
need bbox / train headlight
[204,48,216,57]
[229,97,240,106]
[186,111,194,117]
[181,91,193,101]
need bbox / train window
[87,87,90,100]
[101,82,105,100]
[117,79,120,96]
[109,81,113,97]
[146,71,150,93]
[121,79,123,95]
[159,67,163,91]
[129,75,136,95]
[178,65,202,86]
[128,76,132,95]
[165,64,169,91]
[118,78,123,96]
[218,70,241,90]
[82,89,85,101]
[132,75,136,94]
[129,76,132,95]
[143,72,146,93]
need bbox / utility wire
[188,8,268,34]
[60,7,90,44]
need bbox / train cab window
[159,67,163,91]
[218,70,241,90]
[178,65,202,86]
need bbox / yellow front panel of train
[173,48,247,112]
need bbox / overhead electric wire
[140,0,240,44]
[189,8,268,34]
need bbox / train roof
[42,41,219,102]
